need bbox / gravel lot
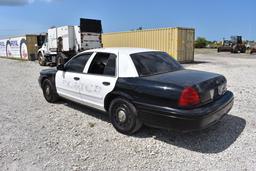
[0,50,256,171]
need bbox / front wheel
[42,79,59,103]
[240,47,246,53]
[38,52,46,66]
[109,98,142,135]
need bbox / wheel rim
[117,110,126,123]
[39,54,44,65]
[112,103,133,131]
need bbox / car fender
[104,91,134,111]
[39,69,58,92]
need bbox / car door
[55,53,93,101]
[79,52,118,111]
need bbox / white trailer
[37,18,102,66]
[0,35,44,60]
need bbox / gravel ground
[0,51,256,171]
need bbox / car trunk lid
[142,69,227,106]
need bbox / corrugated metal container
[102,27,195,62]
[26,35,39,60]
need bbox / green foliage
[195,37,208,48]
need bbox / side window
[65,53,92,73]
[88,53,116,76]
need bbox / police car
[39,48,234,135]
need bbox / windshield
[223,40,231,46]
[130,51,183,77]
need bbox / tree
[195,37,208,48]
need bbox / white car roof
[80,48,161,78]
[82,47,159,54]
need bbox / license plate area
[218,83,227,96]
[210,89,215,99]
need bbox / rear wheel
[231,45,238,53]
[109,98,142,135]
[240,47,246,53]
[42,79,59,103]
[38,52,46,66]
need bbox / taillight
[179,87,200,107]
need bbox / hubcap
[117,110,126,123]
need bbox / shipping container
[0,35,39,60]
[102,27,195,62]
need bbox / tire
[42,79,59,103]
[241,47,246,53]
[38,52,46,66]
[231,45,238,53]
[109,98,142,135]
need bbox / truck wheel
[241,47,246,53]
[42,79,59,103]
[231,45,238,53]
[109,98,142,135]
[38,52,46,66]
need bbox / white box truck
[37,18,102,66]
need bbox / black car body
[39,48,234,134]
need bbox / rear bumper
[135,91,234,132]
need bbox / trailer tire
[38,52,46,66]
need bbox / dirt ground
[0,49,256,171]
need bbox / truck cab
[37,18,103,66]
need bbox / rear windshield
[130,52,183,76]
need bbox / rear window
[130,52,183,76]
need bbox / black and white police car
[39,48,234,135]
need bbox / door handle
[102,82,110,86]
[74,77,80,81]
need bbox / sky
[0,0,255,41]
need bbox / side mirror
[57,64,65,71]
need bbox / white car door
[79,52,118,111]
[55,53,93,102]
